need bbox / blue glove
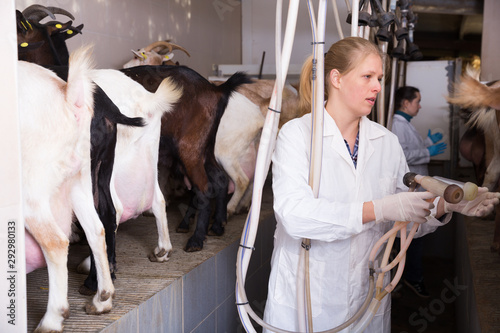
[427,142,447,156]
[427,129,443,143]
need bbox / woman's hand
[372,191,436,224]
[444,187,500,217]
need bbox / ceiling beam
[459,14,483,38]
[414,32,481,53]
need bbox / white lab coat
[391,113,433,176]
[263,111,449,333]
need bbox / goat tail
[218,72,254,96]
[66,44,96,116]
[214,71,253,124]
[150,77,183,115]
[448,65,500,110]
[101,93,145,127]
[204,72,254,163]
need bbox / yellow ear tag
[141,53,148,60]
[67,30,73,35]
[20,42,28,48]
[56,23,62,29]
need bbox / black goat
[17,4,83,66]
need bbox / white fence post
[0,1,27,332]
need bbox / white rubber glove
[373,191,436,224]
[444,187,500,217]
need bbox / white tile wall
[15,0,242,77]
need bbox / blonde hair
[298,37,383,114]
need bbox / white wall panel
[241,0,351,77]
[406,60,453,161]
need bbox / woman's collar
[395,110,413,121]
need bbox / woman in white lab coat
[262,37,500,333]
[391,86,447,298]
[391,86,447,177]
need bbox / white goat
[19,46,114,333]
[215,80,303,216]
[215,92,265,216]
[77,69,182,277]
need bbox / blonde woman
[262,37,499,332]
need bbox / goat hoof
[184,240,203,252]
[79,284,97,296]
[184,245,203,252]
[85,303,111,315]
[148,250,171,262]
[208,226,225,236]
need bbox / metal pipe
[385,56,398,130]
[377,41,388,125]
[331,0,344,39]
[351,0,360,36]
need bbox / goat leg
[176,191,196,233]
[147,181,172,262]
[207,164,228,236]
[184,188,211,252]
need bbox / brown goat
[121,65,252,252]
[448,65,500,254]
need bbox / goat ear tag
[67,30,74,35]
[164,53,174,60]
[20,42,28,48]
[56,23,62,29]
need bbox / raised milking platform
[26,180,276,333]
